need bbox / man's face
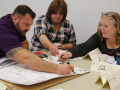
[13,14,34,35]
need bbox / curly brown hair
[46,0,67,22]
[97,12,120,45]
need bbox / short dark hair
[46,0,67,22]
[12,5,36,19]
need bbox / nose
[27,26,30,31]
[56,13,60,17]
[101,26,105,31]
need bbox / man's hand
[56,64,74,75]
[49,45,59,56]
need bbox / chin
[55,20,61,23]
[20,33,25,36]
[102,36,107,38]
[23,34,26,36]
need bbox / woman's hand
[58,52,73,61]
[49,45,59,56]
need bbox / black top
[69,32,120,60]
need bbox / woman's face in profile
[100,17,117,39]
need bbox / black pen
[61,55,64,58]
[67,61,75,74]
[58,55,64,61]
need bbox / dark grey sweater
[69,32,120,60]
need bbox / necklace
[110,44,115,49]
[110,44,113,47]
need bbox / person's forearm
[21,43,29,49]
[63,43,73,49]
[7,47,58,73]
[39,35,53,49]
[20,40,29,49]
[23,52,58,72]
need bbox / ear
[12,15,19,25]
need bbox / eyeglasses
[102,12,117,22]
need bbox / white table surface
[45,57,120,90]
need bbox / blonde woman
[59,12,120,60]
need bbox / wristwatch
[62,45,65,50]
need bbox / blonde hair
[46,0,67,22]
[97,12,120,45]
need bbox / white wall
[0,0,120,46]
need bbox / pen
[58,55,64,61]
[66,61,75,74]
[61,55,64,58]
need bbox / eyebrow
[24,22,32,26]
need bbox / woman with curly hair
[59,12,120,60]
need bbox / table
[0,82,7,90]
[0,54,120,90]
[45,56,120,90]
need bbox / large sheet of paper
[0,55,18,69]
[0,62,89,85]
[0,55,13,63]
